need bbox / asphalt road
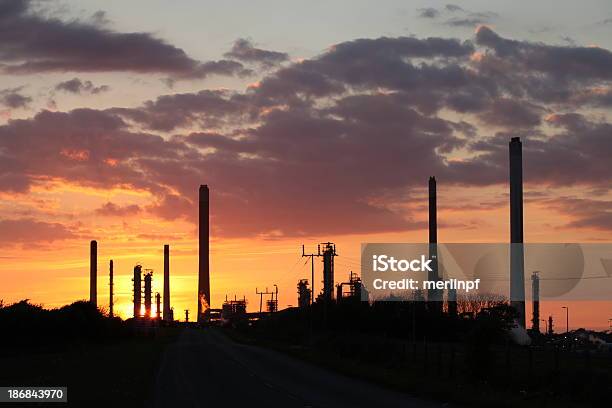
[151,328,451,408]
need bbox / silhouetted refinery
[81,139,531,326]
[77,139,608,346]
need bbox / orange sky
[1,1,612,332]
[1,181,610,330]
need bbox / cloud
[55,78,109,94]
[95,202,141,217]
[479,99,544,128]
[0,0,248,79]
[417,8,440,19]
[224,38,289,68]
[542,197,612,231]
[109,89,246,131]
[417,4,496,27]
[475,25,612,81]
[445,12,498,27]
[0,87,32,109]
[0,218,75,246]
[445,4,464,12]
[1,29,612,238]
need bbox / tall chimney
[109,260,114,318]
[428,177,442,309]
[531,272,540,333]
[198,185,210,321]
[163,244,171,321]
[429,176,437,244]
[510,137,526,327]
[90,240,97,307]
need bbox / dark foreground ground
[0,328,178,407]
[152,328,449,408]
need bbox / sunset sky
[1,0,612,329]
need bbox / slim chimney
[163,244,171,321]
[109,260,114,318]
[90,240,97,307]
[429,176,437,244]
[510,137,526,327]
[198,185,210,321]
[428,177,441,307]
[531,272,540,332]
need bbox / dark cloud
[55,78,109,94]
[479,99,544,128]
[251,36,474,106]
[445,11,497,27]
[95,202,141,216]
[445,17,490,27]
[417,4,495,27]
[445,4,464,12]
[475,26,612,81]
[0,0,248,79]
[0,87,32,109]
[0,218,75,246]
[417,8,440,19]
[1,29,612,238]
[224,38,289,68]
[109,89,246,131]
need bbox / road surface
[151,329,451,408]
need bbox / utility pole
[302,244,321,304]
[256,287,274,314]
[185,309,189,322]
[562,306,569,334]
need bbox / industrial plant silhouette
[1,137,610,408]
[84,137,530,329]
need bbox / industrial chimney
[510,137,526,327]
[144,271,153,318]
[321,242,337,302]
[109,260,114,318]
[198,185,211,322]
[90,240,97,307]
[133,264,142,318]
[428,177,441,308]
[531,272,540,333]
[163,244,171,321]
